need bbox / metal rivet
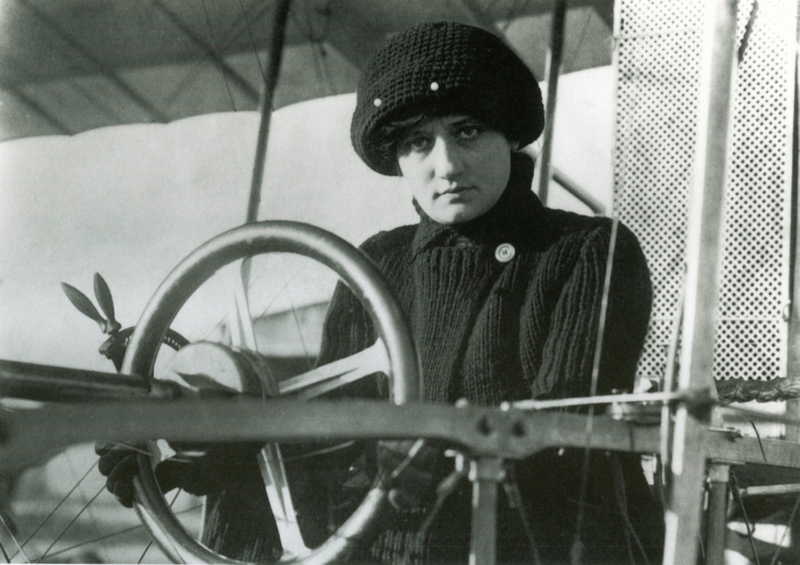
[430,82,439,91]
[373,98,382,107]
[495,243,516,262]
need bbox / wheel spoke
[137,489,181,564]
[38,485,104,561]
[9,458,99,561]
[0,512,31,564]
[279,339,389,399]
[226,261,258,351]
[257,446,310,558]
[38,503,202,563]
[286,294,315,372]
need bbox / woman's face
[396,115,515,224]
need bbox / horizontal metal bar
[3,363,798,474]
[0,398,661,473]
[552,169,607,215]
[0,359,178,402]
[739,484,800,497]
[512,388,708,410]
[525,146,606,215]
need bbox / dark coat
[318,153,652,405]
[204,153,664,564]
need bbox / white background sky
[0,67,613,373]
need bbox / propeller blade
[61,282,106,330]
[93,273,120,333]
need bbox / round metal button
[373,98,382,107]
[430,81,439,91]
[495,243,515,262]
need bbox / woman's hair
[371,109,506,175]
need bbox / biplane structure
[0,0,799,564]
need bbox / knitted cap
[351,21,544,176]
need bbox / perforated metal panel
[613,0,796,382]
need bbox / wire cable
[571,214,621,565]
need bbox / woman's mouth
[440,185,473,196]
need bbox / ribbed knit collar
[411,152,544,255]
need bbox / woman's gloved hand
[95,441,265,508]
[377,439,440,509]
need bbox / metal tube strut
[247,0,292,224]
[536,0,568,205]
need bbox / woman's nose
[431,136,463,179]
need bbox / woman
[100,20,663,564]
[303,20,661,564]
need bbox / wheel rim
[122,220,422,564]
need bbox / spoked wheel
[122,221,422,564]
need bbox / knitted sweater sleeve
[314,232,396,398]
[529,221,652,400]
[318,280,375,362]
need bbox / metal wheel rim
[122,220,422,564]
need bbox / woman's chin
[429,205,485,225]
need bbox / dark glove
[377,439,439,509]
[96,441,264,508]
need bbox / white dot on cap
[373,98,382,107]
[430,82,439,91]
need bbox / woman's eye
[457,126,480,140]
[404,136,430,152]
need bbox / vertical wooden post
[705,462,730,565]
[468,458,504,565]
[786,49,800,443]
[663,1,738,564]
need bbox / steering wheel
[121,221,422,564]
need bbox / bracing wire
[737,0,758,64]
[769,492,800,565]
[313,43,336,98]
[660,281,685,465]
[290,2,337,98]
[155,0,270,111]
[236,0,268,82]
[499,0,526,33]
[729,471,762,565]
[199,0,237,112]
[611,455,651,565]
[563,7,592,73]
[200,279,291,345]
[503,466,543,565]
[571,214,620,565]
[749,421,769,463]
